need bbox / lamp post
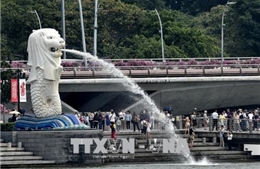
[61,0,66,59]
[29,10,42,29]
[78,0,88,67]
[93,0,99,70]
[15,70,25,112]
[155,9,165,63]
[221,1,236,70]
[93,0,98,57]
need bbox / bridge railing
[4,57,260,64]
[1,64,260,78]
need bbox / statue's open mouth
[50,47,60,52]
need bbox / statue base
[15,114,90,130]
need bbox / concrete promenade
[1,127,260,167]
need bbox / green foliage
[0,122,15,131]
[165,0,227,15]
[121,0,165,10]
[231,0,260,57]
[0,61,13,104]
[194,0,260,57]
[1,0,259,60]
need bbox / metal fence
[173,116,259,133]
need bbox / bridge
[20,75,260,115]
[2,57,260,114]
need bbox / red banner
[11,79,18,102]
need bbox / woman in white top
[118,110,126,130]
[203,110,208,130]
[227,131,233,150]
[109,111,117,139]
[146,122,151,140]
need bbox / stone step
[192,143,219,147]
[191,150,249,156]
[210,154,255,160]
[1,160,55,165]
[0,147,25,151]
[105,152,184,157]
[103,154,185,163]
[191,146,226,151]
[104,133,214,141]
[1,156,43,161]
[0,151,33,156]
[103,135,174,139]
[104,132,179,137]
[0,142,18,147]
[225,154,260,159]
[103,130,180,135]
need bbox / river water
[15,160,260,169]
[99,162,260,169]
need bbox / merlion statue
[15,28,89,130]
[27,28,65,118]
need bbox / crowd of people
[74,109,175,141]
[183,107,260,150]
[184,108,260,132]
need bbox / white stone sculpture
[27,28,65,118]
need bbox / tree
[0,0,227,59]
[0,61,13,105]
[121,0,165,10]
[230,0,260,57]
[194,0,260,57]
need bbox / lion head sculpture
[27,28,65,83]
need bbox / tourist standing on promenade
[184,116,191,135]
[146,121,151,140]
[116,118,121,132]
[109,110,117,139]
[248,111,254,131]
[89,111,94,128]
[100,112,105,131]
[234,112,241,132]
[219,125,225,147]
[191,111,197,128]
[105,112,111,131]
[203,110,208,130]
[227,109,233,131]
[141,119,148,139]
[188,125,195,148]
[118,110,126,130]
[240,109,247,131]
[125,111,132,130]
[139,110,146,130]
[212,110,219,131]
[84,113,89,125]
[93,112,99,129]
[132,112,140,132]
[253,110,259,131]
[219,112,226,129]
[227,131,233,150]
